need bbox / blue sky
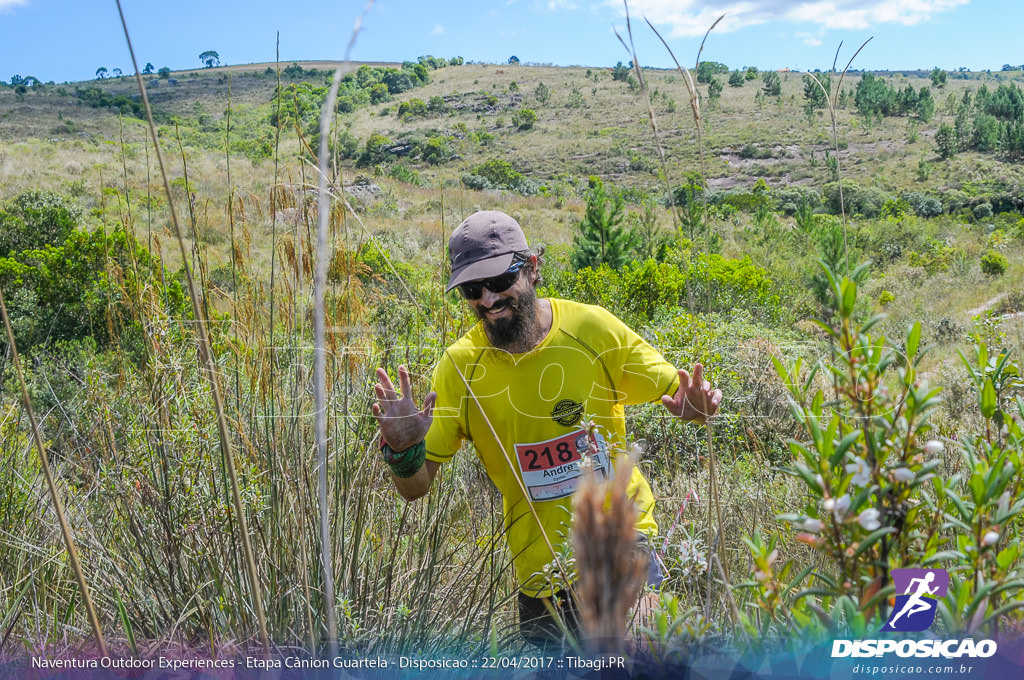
[1,0,1022,84]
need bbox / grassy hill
[2,60,1022,336]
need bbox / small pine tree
[935,123,957,159]
[570,177,635,270]
[534,81,550,104]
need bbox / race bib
[514,429,614,502]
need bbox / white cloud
[796,30,824,46]
[536,0,580,11]
[430,23,444,36]
[605,0,970,37]
[0,0,28,11]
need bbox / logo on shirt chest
[550,399,584,426]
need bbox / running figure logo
[881,568,949,632]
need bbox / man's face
[467,257,540,352]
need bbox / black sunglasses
[457,259,528,300]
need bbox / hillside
[2,60,1023,332]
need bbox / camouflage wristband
[382,440,426,479]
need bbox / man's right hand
[371,365,437,452]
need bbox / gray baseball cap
[446,211,529,292]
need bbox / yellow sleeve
[424,350,466,464]
[601,307,679,405]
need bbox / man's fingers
[421,391,438,419]
[678,368,691,390]
[692,363,704,386]
[398,364,413,399]
[375,367,398,401]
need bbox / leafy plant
[570,176,634,270]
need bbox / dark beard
[474,286,541,353]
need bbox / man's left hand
[661,363,722,424]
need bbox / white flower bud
[857,508,881,531]
[801,518,824,533]
[892,467,914,483]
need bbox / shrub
[902,192,943,217]
[420,136,449,165]
[512,108,537,130]
[717,191,769,213]
[386,163,423,186]
[974,202,994,219]
[397,98,428,119]
[427,95,449,114]
[0,191,80,257]
[0,222,187,354]
[357,133,393,167]
[463,159,537,195]
[545,259,686,327]
[980,250,1008,276]
[688,254,781,318]
[823,182,892,218]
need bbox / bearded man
[372,210,721,647]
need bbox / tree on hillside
[95,67,108,80]
[534,81,550,104]
[199,50,220,68]
[696,61,728,84]
[508,55,520,65]
[935,123,957,159]
[112,68,123,78]
[803,72,831,111]
[762,71,781,97]
[143,62,154,75]
[571,176,634,270]
[158,67,171,79]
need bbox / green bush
[716,191,770,213]
[546,254,779,326]
[463,158,538,195]
[980,250,1008,276]
[512,108,537,130]
[0,223,187,355]
[0,190,81,256]
[357,133,393,167]
[688,254,781,318]
[386,163,423,186]
[420,136,449,165]
[545,259,686,327]
[823,181,892,218]
[397,97,428,119]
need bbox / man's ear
[528,254,539,283]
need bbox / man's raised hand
[661,363,722,424]
[371,365,436,451]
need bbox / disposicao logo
[881,568,948,632]
[831,568,998,659]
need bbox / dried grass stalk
[573,452,647,654]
